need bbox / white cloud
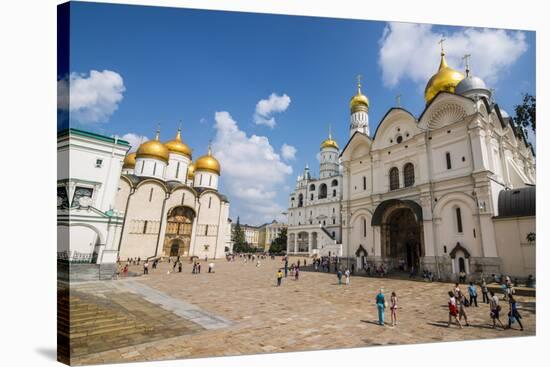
[212,111,293,223]
[116,133,148,152]
[253,93,291,128]
[281,143,297,160]
[378,22,528,88]
[58,70,126,124]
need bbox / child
[277,269,283,286]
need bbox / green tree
[514,93,536,133]
[269,227,288,255]
[232,217,247,253]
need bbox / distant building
[258,220,288,251]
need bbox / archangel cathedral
[287,46,536,280]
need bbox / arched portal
[374,200,424,271]
[297,231,309,252]
[163,206,196,257]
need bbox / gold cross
[438,37,446,54]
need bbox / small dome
[136,130,170,163]
[320,129,339,150]
[500,109,510,118]
[164,128,192,159]
[424,52,464,103]
[195,145,221,175]
[455,74,491,99]
[187,163,196,179]
[349,79,369,113]
[123,152,136,169]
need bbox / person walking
[376,288,386,326]
[295,267,300,281]
[277,269,283,286]
[468,282,478,307]
[481,278,489,304]
[208,262,214,273]
[344,268,350,286]
[284,260,288,278]
[489,291,505,329]
[447,291,462,328]
[390,291,398,327]
[337,269,343,285]
[143,261,149,275]
[178,261,182,273]
[507,295,524,331]
[457,291,470,326]
[197,262,201,274]
[454,283,461,298]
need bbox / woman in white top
[344,269,350,285]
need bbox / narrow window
[473,228,476,238]
[389,167,399,190]
[332,189,336,197]
[404,163,415,187]
[363,176,367,190]
[208,197,212,208]
[140,161,145,174]
[200,174,203,185]
[332,218,336,224]
[456,207,463,233]
[363,218,367,237]
[143,220,148,234]
[446,152,452,170]
[176,162,180,178]
[149,187,153,202]
[205,224,209,236]
[153,162,157,175]
[209,175,212,186]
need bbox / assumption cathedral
[287,46,536,280]
[115,127,230,261]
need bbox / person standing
[178,261,182,273]
[454,283,461,298]
[376,288,386,326]
[277,269,283,286]
[197,262,201,274]
[447,291,462,328]
[295,267,300,281]
[209,262,214,273]
[284,259,288,278]
[337,269,343,285]
[507,295,524,331]
[390,291,398,327]
[489,291,505,329]
[457,292,470,326]
[481,278,489,304]
[143,261,149,275]
[344,268,350,286]
[468,282,478,307]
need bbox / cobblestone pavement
[71,257,536,365]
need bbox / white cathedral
[287,48,536,280]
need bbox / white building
[114,127,230,260]
[287,129,344,257]
[57,129,129,268]
[287,49,536,280]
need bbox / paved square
[69,257,535,365]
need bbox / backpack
[463,298,470,307]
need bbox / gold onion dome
[195,144,221,175]
[187,163,196,179]
[424,51,464,104]
[164,128,192,159]
[349,77,369,113]
[123,152,136,168]
[136,129,170,163]
[320,128,339,150]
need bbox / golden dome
[320,127,339,150]
[123,152,136,169]
[187,163,195,179]
[164,128,192,159]
[136,129,170,163]
[424,52,464,103]
[195,144,221,175]
[349,77,369,113]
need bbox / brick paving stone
[70,257,536,365]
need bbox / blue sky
[63,2,536,225]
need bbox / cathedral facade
[115,128,230,261]
[287,49,536,280]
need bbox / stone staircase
[57,280,204,363]
[57,262,118,282]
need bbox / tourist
[337,269,343,285]
[295,267,300,281]
[304,259,307,267]
[143,261,149,275]
[468,282,478,307]
[209,262,215,273]
[376,288,386,326]
[457,291,470,326]
[123,264,128,276]
[489,291,505,329]
[507,295,524,331]
[447,291,462,328]
[459,270,466,283]
[178,261,182,273]
[390,291,398,326]
[284,260,288,278]
[256,259,261,267]
[297,259,301,268]
[526,274,534,288]
[481,278,489,304]
[137,256,141,265]
[454,283,461,298]
[277,269,283,286]
[197,262,201,274]
[344,268,350,286]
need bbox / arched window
[319,183,328,199]
[309,184,316,191]
[389,167,399,190]
[404,163,415,187]
[298,194,303,207]
[458,257,466,272]
[455,207,463,233]
[331,179,338,187]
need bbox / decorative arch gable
[339,131,372,162]
[372,108,419,151]
[418,92,474,131]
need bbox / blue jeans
[377,304,385,325]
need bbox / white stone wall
[135,157,167,180]
[165,153,191,183]
[194,170,219,190]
